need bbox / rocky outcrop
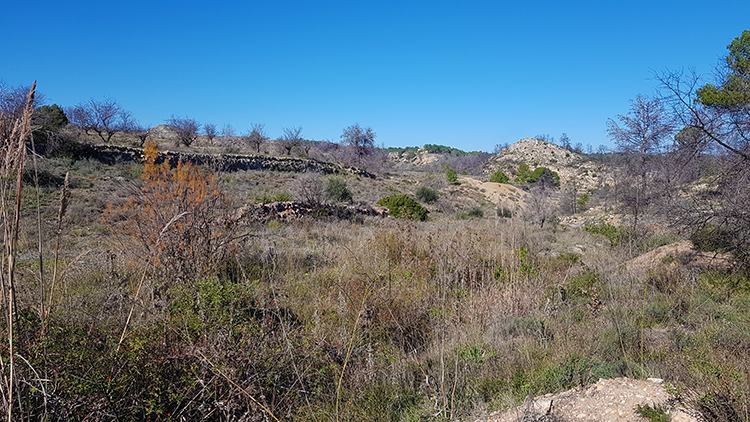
[235,201,388,223]
[70,143,376,178]
[478,377,698,422]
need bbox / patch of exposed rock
[70,143,375,178]
[388,148,445,166]
[624,240,732,275]
[486,139,610,191]
[235,201,387,223]
[475,378,697,422]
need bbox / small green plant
[635,404,671,422]
[576,192,590,208]
[493,266,508,282]
[585,223,629,246]
[445,165,459,185]
[415,186,439,203]
[518,246,536,276]
[565,271,599,299]
[690,225,733,253]
[255,191,293,203]
[326,177,353,202]
[377,194,428,221]
[457,343,496,365]
[458,207,484,219]
[489,170,509,184]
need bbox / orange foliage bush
[107,140,235,286]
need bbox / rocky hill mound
[486,138,609,191]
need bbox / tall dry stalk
[46,172,69,320]
[0,81,35,422]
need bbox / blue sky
[2,1,749,151]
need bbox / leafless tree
[68,99,131,143]
[559,133,572,150]
[341,124,376,159]
[280,126,302,156]
[493,143,508,154]
[167,116,200,146]
[526,183,557,228]
[221,124,235,138]
[246,123,267,153]
[0,83,45,139]
[658,70,749,160]
[203,123,217,142]
[607,95,673,241]
[124,118,150,146]
[293,174,325,205]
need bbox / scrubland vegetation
[0,29,748,422]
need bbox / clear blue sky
[2,1,749,151]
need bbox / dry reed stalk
[0,81,35,422]
[46,172,69,320]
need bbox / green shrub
[515,163,560,186]
[34,104,69,131]
[635,404,671,422]
[565,271,599,299]
[377,194,428,221]
[326,177,353,202]
[489,170,509,184]
[457,343,496,365]
[255,191,293,203]
[445,165,459,184]
[415,186,439,203]
[585,223,629,246]
[690,225,733,253]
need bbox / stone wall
[234,201,388,223]
[72,143,376,178]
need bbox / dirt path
[474,378,698,422]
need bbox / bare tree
[607,95,673,241]
[116,112,149,146]
[221,123,235,138]
[293,174,325,205]
[341,124,376,159]
[246,123,267,153]
[68,99,131,143]
[203,123,217,142]
[656,31,750,266]
[280,126,302,156]
[526,183,557,228]
[559,132,572,150]
[167,116,200,146]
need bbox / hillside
[486,138,610,191]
